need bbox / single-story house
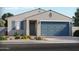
[6,8,72,36]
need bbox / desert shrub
[27,35,31,39]
[21,35,27,39]
[0,36,7,40]
[34,36,43,40]
[21,35,31,40]
[73,30,79,37]
[15,36,20,39]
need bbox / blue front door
[41,22,69,36]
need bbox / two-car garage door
[41,21,69,36]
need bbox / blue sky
[0,7,77,18]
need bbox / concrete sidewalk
[0,37,79,44]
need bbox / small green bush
[73,30,79,37]
[14,32,19,36]
[14,32,20,39]
[0,36,7,40]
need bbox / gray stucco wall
[7,20,26,36]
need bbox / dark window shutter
[12,21,15,30]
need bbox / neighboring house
[72,26,79,36]
[6,8,72,36]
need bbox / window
[12,21,24,30]
[16,21,20,30]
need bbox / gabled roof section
[6,8,46,19]
[50,10,72,19]
[26,10,72,20]
[25,9,72,20]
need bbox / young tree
[1,13,14,27]
[0,18,5,27]
[73,8,79,26]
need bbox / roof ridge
[25,11,48,19]
[6,8,46,19]
[6,8,72,20]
